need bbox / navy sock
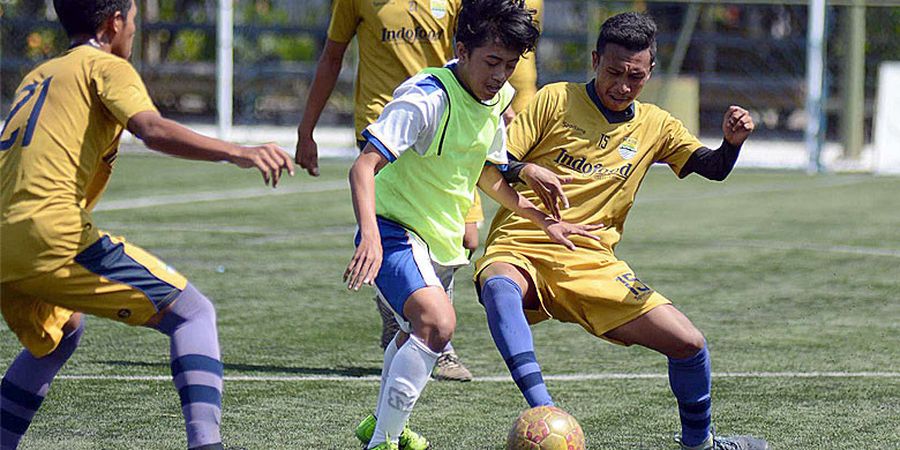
[668,343,712,447]
[481,276,553,407]
[156,284,223,449]
[1,319,84,449]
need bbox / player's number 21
[0,77,53,151]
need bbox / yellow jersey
[485,80,703,256]
[507,0,542,113]
[328,0,461,139]
[1,45,157,282]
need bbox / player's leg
[368,286,452,448]
[13,234,226,450]
[431,265,473,382]
[604,305,768,450]
[147,283,224,450]
[0,284,83,449]
[477,262,553,407]
[605,305,710,446]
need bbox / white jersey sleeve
[362,74,448,161]
[486,118,510,169]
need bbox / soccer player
[0,1,294,449]
[344,2,599,448]
[294,0,476,382]
[506,0,543,118]
[475,12,770,450]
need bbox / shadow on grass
[95,360,381,377]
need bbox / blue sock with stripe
[1,319,84,449]
[156,284,223,450]
[481,276,553,407]
[668,343,712,447]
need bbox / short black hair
[53,0,133,37]
[456,0,539,56]
[596,12,657,65]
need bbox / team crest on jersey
[430,0,448,19]
[618,136,639,160]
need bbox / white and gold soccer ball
[506,405,586,450]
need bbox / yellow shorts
[1,233,187,357]
[475,246,671,343]
[464,191,484,224]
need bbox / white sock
[368,335,439,448]
[374,333,401,418]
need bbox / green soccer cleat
[675,430,770,450]
[355,414,431,450]
[366,443,399,450]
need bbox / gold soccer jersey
[328,0,460,139]
[507,0,542,113]
[1,45,157,282]
[484,81,704,257]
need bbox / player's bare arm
[295,39,351,176]
[478,164,602,250]
[127,111,295,187]
[722,105,755,146]
[502,159,571,219]
[345,145,390,291]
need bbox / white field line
[95,180,348,211]
[95,173,877,212]
[55,371,900,383]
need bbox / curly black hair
[456,0,540,56]
[53,0,132,37]
[596,12,657,64]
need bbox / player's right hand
[295,135,320,177]
[543,220,604,251]
[344,234,382,291]
[521,164,572,220]
[232,143,295,187]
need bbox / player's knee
[154,283,217,335]
[672,330,706,359]
[417,315,455,352]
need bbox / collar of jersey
[447,62,502,108]
[585,79,635,124]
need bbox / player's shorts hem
[591,293,672,345]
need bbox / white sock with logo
[368,334,438,448]
[374,333,401,419]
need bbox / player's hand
[521,164,572,220]
[541,220,604,251]
[722,105,755,147]
[232,143,295,187]
[296,135,320,177]
[344,233,382,291]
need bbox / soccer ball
[506,405,586,450]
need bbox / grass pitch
[3,153,899,449]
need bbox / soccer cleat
[355,414,431,450]
[366,443,400,450]
[375,296,401,350]
[675,430,770,450]
[432,349,473,382]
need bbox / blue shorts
[355,217,454,333]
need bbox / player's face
[111,0,138,59]
[591,43,653,112]
[455,40,521,101]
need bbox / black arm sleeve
[501,154,528,184]
[678,139,742,181]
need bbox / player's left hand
[543,220,604,251]
[521,164,572,220]
[722,105,755,146]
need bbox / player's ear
[591,51,600,72]
[456,41,469,63]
